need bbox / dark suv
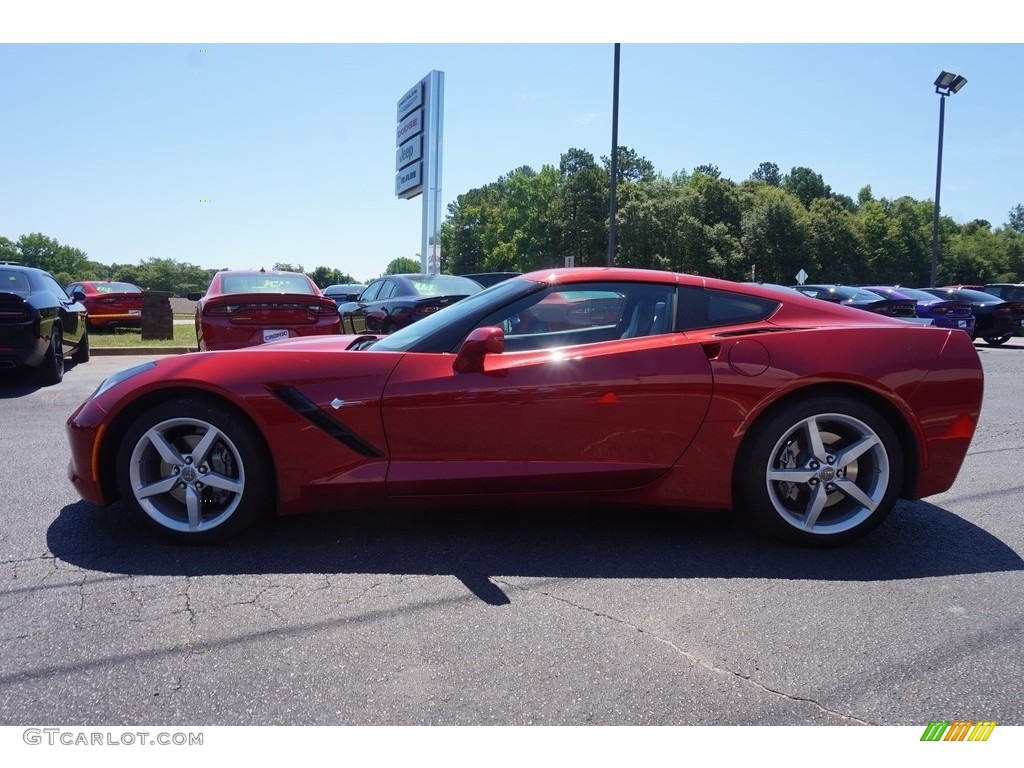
[0,262,89,384]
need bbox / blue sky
[2,6,1022,282]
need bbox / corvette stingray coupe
[66,268,984,546]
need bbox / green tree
[385,257,421,275]
[784,167,832,209]
[602,146,656,184]
[855,200,906,284]
[11,232,93,279]
[308,266,357,288]
[944,226,1008,284]
[553,148,608,267]
[807,198,863,284]
[0,236,18,262]
[1007,204,1024,233]
[750,162,782,187]
[616,177,684,271]
[741,185,811,284]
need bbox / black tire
[38,325,64,385]
[72,327,90,364]
[983,335,1011,346]
[736,396,903,547]
[116,398,272,543]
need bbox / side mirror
[72,289,87,302]
[453,326,505,374]
[186,292,203,301]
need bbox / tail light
[0,306,31,322]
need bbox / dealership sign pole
[395,71,444,276]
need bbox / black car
[322,283,367,306]
[982,283,1024,301]
[338,274,483,334]
[0,263,89,384]
[790,284,918,319]
[920,287,1024,346]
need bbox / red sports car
[187,269,340,351]
[67,268,983,546]
[65,280,143,329]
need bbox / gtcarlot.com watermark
[23,728,203,747]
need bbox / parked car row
[788,283,1024,346]
[186,270,521,350]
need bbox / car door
[41,272,85,350]
[379,282,715,497]
[345,280,384,333]
[365,279,398,332]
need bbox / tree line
[439,149,1024,287]
[5,147,1023,295]
[0,235,400,296]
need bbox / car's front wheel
[116,399,271,542]
[736,396,903,546]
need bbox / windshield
[368,277,545,352]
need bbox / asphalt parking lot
[1,339,1022,726]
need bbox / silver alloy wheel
[128,416,246,534]
[764,412,890,536]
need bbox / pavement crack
[500,579,873,725]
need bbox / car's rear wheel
[737,396,903,546]
[116,399,271,542]
[983,335,1011,346]
[38,325,64,385]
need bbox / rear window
[91,282,141,293]
[221,274,315,295]
[0,269,31,293]
[408,276,483,297]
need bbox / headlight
[93,361,158,398]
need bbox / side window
[676,285,780,330]
[474,282,676,350]
[377,281,398,300]
[66,283,81,298]
[360,281,384,302]
[42,274,67,298]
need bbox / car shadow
[0,360,86,397]
[974,340,1024,351]
[48,499,1023,604]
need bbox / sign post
[395,71,444,276]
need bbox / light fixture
[930,71,968,287]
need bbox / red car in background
[65,280,143,329]
[187,269,339,351]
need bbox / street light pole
[930,70,967,288]
[608,43,620,268]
